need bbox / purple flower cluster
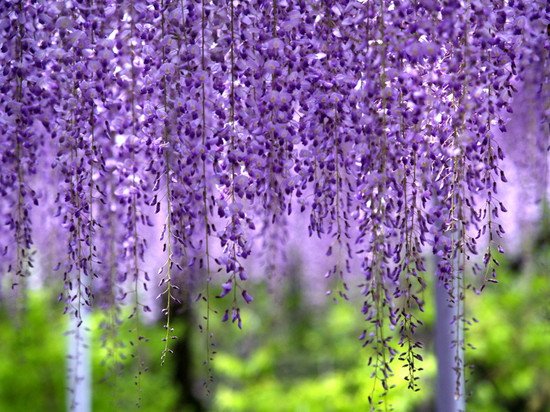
[0,0,547,403]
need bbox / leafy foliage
[1,249,549,411]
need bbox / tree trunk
[171,290,205,412]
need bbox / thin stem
[201,0,213,387]
[129,0,143,398]
[160,0,175,365]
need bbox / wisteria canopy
[0,0,548,406]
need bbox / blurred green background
[0,232,549,412]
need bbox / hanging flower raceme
[0,0,48,309]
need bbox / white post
[67,308,91,412]
[435,276,465,412]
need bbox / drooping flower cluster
[0,0,548,405]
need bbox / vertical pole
[67,309,91,412]
[435,274,465,412]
